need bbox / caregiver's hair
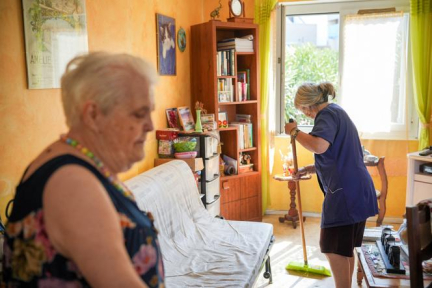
[294,82,336,109]
[61,52,158,127]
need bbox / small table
[356,245,431,287]
[273,174,311,229]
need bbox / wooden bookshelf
[191,20,261,222]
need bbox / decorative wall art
[22,0,89,89]
[177,27,186,52]
[156,13,176,75]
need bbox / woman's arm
[298,164,316,175]
[295,131,329,154]
[44,165,149,288]
[285,122,329,154]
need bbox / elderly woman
[3,52,164,287]
[285,82,378,288]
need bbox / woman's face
[98,79,155,172]
[299,105,318,119]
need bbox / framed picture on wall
[156,13,176,76]
[22,0,89,89]
[177,106,195,131]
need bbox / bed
[125,160,274,287]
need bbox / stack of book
[217,36,254,53]
[229,122,253,149]
[235,114,251,123]
[216,49,235,76]
[237,69,250,101]
[218,78,234,102]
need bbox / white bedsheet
[125,161,273,288]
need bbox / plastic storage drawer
[204,136,218,158]
[205,176,220,204]
[205,155,220,182]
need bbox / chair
[406,202,432,288]
[365,157,388,226]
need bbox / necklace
[60,134,135,201]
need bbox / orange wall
[268,137,420,219]
[0,0,254,221]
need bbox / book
[229,122,253,149]
[238,69,250,100]
[236,114,252,123]
[217,38,253,52]
[216,49,235,76]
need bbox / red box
[156,129,179,141]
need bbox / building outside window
[277,0,418,140]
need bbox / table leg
[357,257,363,286]
[278,181,301,228]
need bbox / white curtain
[341,12,408,134]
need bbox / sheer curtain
[410,0,432,149]
[255,0,278,213]
[341,12,408,135]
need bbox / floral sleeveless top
[3,155,165,287]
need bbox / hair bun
[318,82,336,100]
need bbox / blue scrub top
[310,103,378,228]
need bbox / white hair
[61,52,158,127]
[294,82,336,109]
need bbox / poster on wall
[22,0,89,89]
[156,13,176,76]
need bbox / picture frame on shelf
[165,108,181,129]
[156,13,176,75]
[177,106,195,131]
[218,111,228,128]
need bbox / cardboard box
[239,164,254,174]
[154,158,204,172]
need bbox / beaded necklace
[60,134,135,201]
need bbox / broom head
[286,261,332,276]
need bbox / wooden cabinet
[219,174,261,221]
[191,21,261,221]
[406,152,432,206]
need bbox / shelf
[240,147,256,152]
[191,20,261,222]
[218,100,258,105]
[221,171,259,180]
[217,75,236,79]
[218,127,238,132]
[237,52,255,55]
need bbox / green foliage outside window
[284,43,339,125]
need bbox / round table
[273,174,312,229]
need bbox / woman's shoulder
[21,142,94,183]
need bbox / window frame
[276,0,418,140]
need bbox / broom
[285,119,331,277]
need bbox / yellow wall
[268,137,420,219]
[0,0,254,221]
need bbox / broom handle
[290,123,308,266]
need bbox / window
[276,0,418,139]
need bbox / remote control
[419,146,432,156]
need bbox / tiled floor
[253,214,396,288]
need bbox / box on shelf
[239,164,254,174]
[154,158,204,172]
[156,129,179,158]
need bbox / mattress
[125,161,273,288]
